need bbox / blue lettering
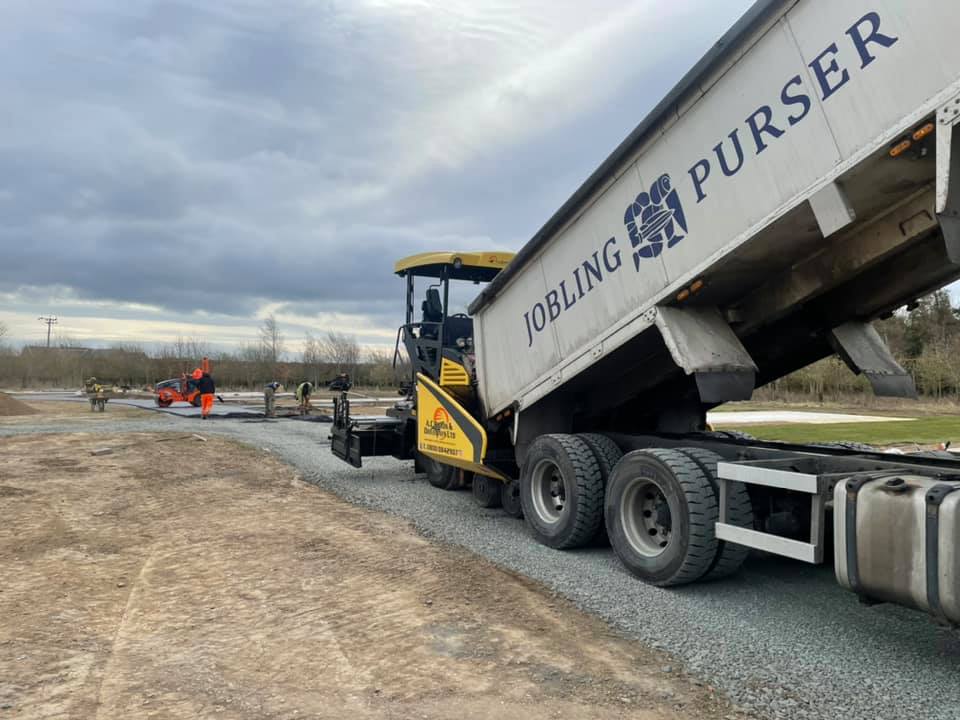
[602,237,622,273]
[809,43,849,101]
[522,237,633,346]
[745,105,784,155]
[781,75,811,127]
[545,290,562,321]
[582,252,603,290]
[713,130,745,176]
[522,12,901,351]
[688,158,711,203]
[846,11,898,69]
[572,267,586,299]
[532,303,546,332]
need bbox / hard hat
[192,368,203,380]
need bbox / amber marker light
[913,123,935,141]
[889,138,912,157]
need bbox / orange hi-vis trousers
[201,393,214,417]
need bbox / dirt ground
[0,400,145,425]
[0,429,748,720]
[0,393,38,417]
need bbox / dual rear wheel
[420,432,753,586]
[519,434,753,586]
[520,434,605,549]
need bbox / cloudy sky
[0,0,756,354]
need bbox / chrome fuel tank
[834,475,960,625]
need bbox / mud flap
[416,373,508,481]
[654,306,757,403]
[829,321,917,399]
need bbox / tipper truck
[332,0,960,625]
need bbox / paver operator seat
[422,288,443,324]
[394,251,514,383]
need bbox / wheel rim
[530,458,567,524]
[620,475,672,557]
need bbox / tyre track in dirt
[1,429,747,720]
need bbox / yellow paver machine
[331,251,518,508]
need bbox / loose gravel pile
[4,412,960,720]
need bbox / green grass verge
[714,415,960,445]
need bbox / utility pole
[38,316,57,348]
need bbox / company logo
[424,406,456,440]
[624,174,687,266]
[520,10,899,350]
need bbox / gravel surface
[5,412,960,720]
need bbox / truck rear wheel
[675,447,753,580]
[605,449,718,586]
[577,433,623,485]
[472,474,502,508]
[424,456,463,491]
[577,433,622,545]
[520,434,604,549]
[500,479,523,518]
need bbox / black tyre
[577,433,623,485]
[675,447,753,580]
[605,449,718,586]
[520,434,604,549]
[577,433,623,545]
[472,474,502,508]
[191,395,202,408]
[500,479,523,518]
[424,456,463,491]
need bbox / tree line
[0,315,410,391]
[4,290,960,399]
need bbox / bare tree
[365,348,394,387]
[319,331,360,378]
[184,336,210,362]
[302,331,323,386]
[259,314,285,366]
[0,321,12,361]
[365,347,408,387]
[164,335,210,376]
[171,334,189,361]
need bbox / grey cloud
[0,0,756,345]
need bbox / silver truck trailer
[333,0,960,625]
